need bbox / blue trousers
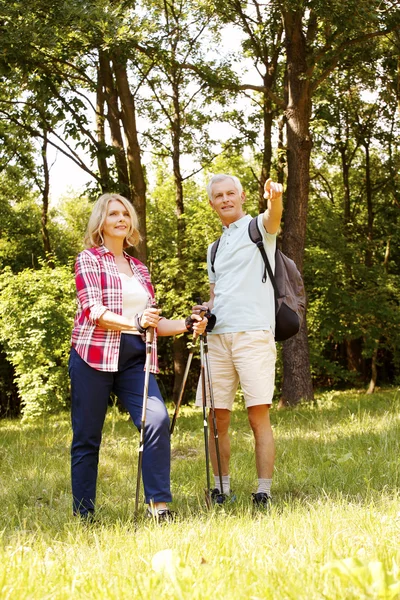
[69,334,171,516]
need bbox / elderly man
[196,173,283,507]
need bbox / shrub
[0,263,76,419]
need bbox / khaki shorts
[195,330,276,411]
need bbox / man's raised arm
[262,178,283,235]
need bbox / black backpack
[210,216,306,342]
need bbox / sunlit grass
[0,388,400,598]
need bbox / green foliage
[48,193,93,262]
[305,175,400,386]
[305,56,400,388]
[0,264,76,420]
[0,178,90,270]
[0,177,45,272]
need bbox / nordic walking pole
[134,314,156,518]
[195,296,224,507]
[203,333,224,499]
[170,337,196,435]
[199,328,212,509]
[170,306,207,435]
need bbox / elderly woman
[69,193,206,521]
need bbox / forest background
[0,0,399,420]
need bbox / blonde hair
[84,193,141,249]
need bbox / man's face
[209,178,245,226]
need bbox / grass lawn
[1,387,400,599]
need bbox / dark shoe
[75,510,96,523]
[76,515,98,527]
[146,508,176,523]
[211,488,236,505]
[252,492,272,508]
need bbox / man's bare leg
[208,408,231,477]
[247,404,274,479]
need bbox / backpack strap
[248,217,279,297]
[210,237,221,274]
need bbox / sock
[257,478,272,496]
[214,475,230,495]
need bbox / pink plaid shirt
[71,246,159,373]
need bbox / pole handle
[194,296,208,340]
[145,301,158,345]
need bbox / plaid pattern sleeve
[71,247,159,373]
[75,250,110,323]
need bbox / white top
[207,213,276,334]
[120,273,149,335]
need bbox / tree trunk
[98,50,131,200]
[340,147,351,224]
[40,131,53,262]
[258,92,273,212]
[366,344,379,394]
[172,80,185,253]
[277,115,286,185]
[345,338,362,373]
[383,239,390,273]
[397,50,400,115]
[364,141,373,267]
[112,54,147,263]
[95,62,111,192]
[280,318,313,407]
[281,10,314,405]
[171,74,188,404]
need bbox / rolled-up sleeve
[75,251,108,324]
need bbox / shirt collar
[97,245,130,259]
[95,245,110,256]
[222,214,251,232]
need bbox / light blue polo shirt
[207,213,276,335]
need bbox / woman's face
[102,199,131,244]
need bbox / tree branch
[311,24,400,93]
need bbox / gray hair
[206,174,243,200]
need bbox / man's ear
[209,199,214,209]
[241,192,246,204]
